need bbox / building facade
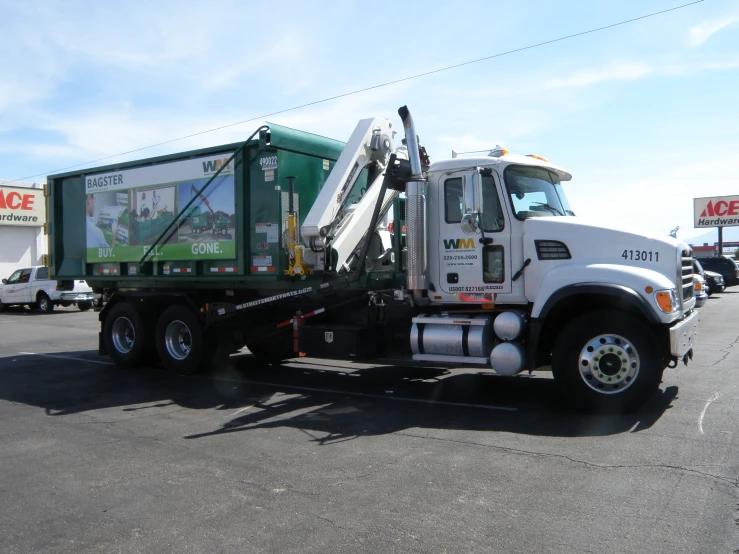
[0,180,47,279]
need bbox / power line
[8,0,703,184]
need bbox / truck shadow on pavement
[0,350,678,441]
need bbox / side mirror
[462,171,483,215]
[1,279,6,284]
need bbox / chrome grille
[681,250,693,302]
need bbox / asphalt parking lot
[0,297,737,553]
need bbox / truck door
[2,269,23,304]
[4,269,31,304]
[437,172,512,299]
[15,269,33,303]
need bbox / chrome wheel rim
[579,334,639,394]
[111,316,135,354]
[165,320,191,360]
[39,297,48,310]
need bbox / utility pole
[718,226,724,256]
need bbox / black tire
[246,330,295,364]
[0,303,5,312]
[37,293,54,313]
[551,310,664,413]
[78,301,93,312]
[103,303,153,367]
[156,304,227,374]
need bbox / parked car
[693,259,725,296]
[695,256,739,287]
[704,270,725,296]
[693,273,708,308]
[0,266,97,312]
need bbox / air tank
[490,342,526,376]
[493,311,525,341]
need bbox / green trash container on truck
[46,122,409,374]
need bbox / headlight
[655,288,679,313]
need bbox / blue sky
[1,0,737,241]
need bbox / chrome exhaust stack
[398,106,428,301]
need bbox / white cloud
[543,61,653,89]
[688,14,739,46]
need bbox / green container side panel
[49,123,344,283]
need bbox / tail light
[56,285,60,291]
[388,221,393,233]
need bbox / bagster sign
[0,185,45,227]
[694,195,739,228]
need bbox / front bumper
[695,292,708,308]
[669,310,700,359]
[60,292,98,303]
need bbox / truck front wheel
[103,303,152,367]
[156,305,227,374]
[551,310,663,413]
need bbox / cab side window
[444,176,505,231]
[444,178,464,223]
[18,269,32,284]
[6,270,22,284]
[36,267,49,280]
[480,176,505,232]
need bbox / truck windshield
[504,165,572,220]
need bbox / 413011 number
[622,249,659,262]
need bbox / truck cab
[394,107,698,411]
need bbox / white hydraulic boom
[301,117,397,271]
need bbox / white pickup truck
[0,266,97,312]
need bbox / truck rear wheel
[37,293,54,313]
[103,303,152,367]
[156,305,228,374]
[551,310,663,413]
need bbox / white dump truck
[47,105,699,412]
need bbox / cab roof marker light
[488,145,509,157]
[527,154,549,162]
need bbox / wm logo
[202,158,232,173]
[443,238,475,249]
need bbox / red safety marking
[172,268,192,273]
[249,266,276,272]
[209,267,238,273]
[276,307,325,329]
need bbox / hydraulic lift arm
[301,117,396,272]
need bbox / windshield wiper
[565,209,576,216]
[531,201,564,216]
